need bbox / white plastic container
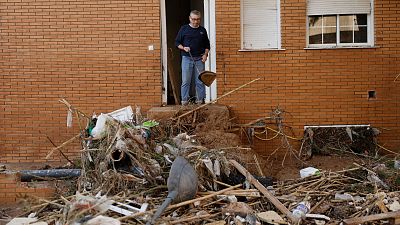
[300,167,320,178]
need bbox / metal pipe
[19,169,81,182]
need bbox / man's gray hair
[190,10,201,17]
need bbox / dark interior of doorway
[166,0,204,105]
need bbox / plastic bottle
[292,201,310,219]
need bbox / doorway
[161,0,216,105]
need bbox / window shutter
[307,0,371,15]
[243,0,278,49]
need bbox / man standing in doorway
[175,10,210,105]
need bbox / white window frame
[306,0,374,49]
[240,0,281,50]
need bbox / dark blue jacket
[175,24,210,57]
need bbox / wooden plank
[229,160,299,224]
[167,48,180,104]
[342,211,400,225]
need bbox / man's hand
[201,54,208,63]
[183,47,190,52]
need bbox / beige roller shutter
[242,0,279,49]
[307,0,371,15]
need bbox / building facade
[1,0,399,163]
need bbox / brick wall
[215,0,400,154]
[0,0,162,163]
[1,0,399,164]
[0,172,55,204]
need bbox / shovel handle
[188,51,202,75]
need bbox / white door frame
[161,0,217,105]
[161,0,168,105]
[203,0,217,103]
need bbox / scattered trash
[299,167,320,178]
[394,160,400,169]
[108,200,148,216]
[387,200,400,211]
[6,218,48,225]
[305,213,330,221]
[10,100,400,225]
[292,201,310,220]
[90,113,112,139]
[334,193,354,201]
[334,192,364,202]
[142,120,159,128]
[107,106,134,122]
[367,172,389,189]
[86,215,121,225]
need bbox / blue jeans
[181,56,205,104]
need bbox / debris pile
[74,104,243,196]
[7,101,400,225]
[300,126,380,159]
[274,162,400,224]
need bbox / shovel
[146,156,198,225]
[188,51,217,87]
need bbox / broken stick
[45,133,80,159]
[42,132,77,167]
[173,78,261,120]
[229,159,299,224]
[170,213,220,224]
[342,210,400,225]
[253,154,264,177]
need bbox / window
[241,0,281,50]
[307,0,373,48]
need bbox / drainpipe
[19,169,81,182]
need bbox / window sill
[304,46,379,50]
[238,48,286,52]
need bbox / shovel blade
[199,71,216,87]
